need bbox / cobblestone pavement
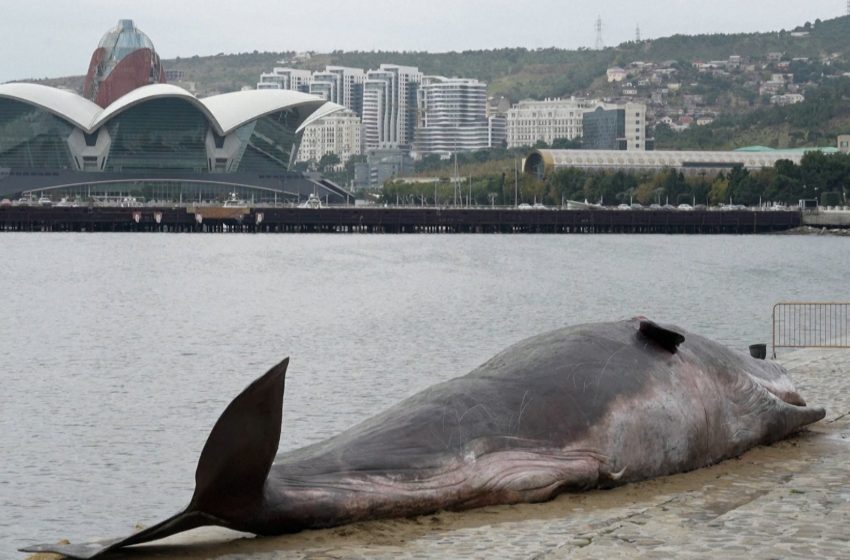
[28,349,850,560]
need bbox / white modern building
[362,71,391,151]
[308,66,365,116]
[413,76,490,156]
[326,66,365,116]
[297,109,362,166]
[257,67,312,92]
[309,72,338,102]
[257,66,367,166]
[361,64,422,151]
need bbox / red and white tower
[83,19,166,108]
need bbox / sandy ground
[27,347,850,559]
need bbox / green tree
[708,176,730,205]
[318,153,341,173]
[551,137,583,149]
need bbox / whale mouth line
[769,388,807,407]
[748,374,807,407]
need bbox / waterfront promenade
[26,347,850,559]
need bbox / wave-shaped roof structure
[0,82,339,135]
[0,18,353,204]
[0,81,348,202]
[0,82,103,131]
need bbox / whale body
[23,318,825,558]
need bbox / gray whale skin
[23,318,825,558]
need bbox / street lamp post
[514,159,519,207]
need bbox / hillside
[36,16,850,99]
[31,15,850,152]
[653,76,850,150]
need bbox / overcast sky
[1,0,845,83]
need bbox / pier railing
[772,302,850,356]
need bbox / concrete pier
[1,206,803,234]
[802,209,850,229]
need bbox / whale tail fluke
[20,357,290,559]
[21,510,213,559]
[190,357,288,519]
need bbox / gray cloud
[1,0,842,83]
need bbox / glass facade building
[0,99,76,169]
[0,83,348,203]
[102,98,209,172]
[582,107,627,151]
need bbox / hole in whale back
[638,320,685,354]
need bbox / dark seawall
[0,206,801,234]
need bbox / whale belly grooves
[251,446,609,534]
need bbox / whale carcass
[23,318,825,558]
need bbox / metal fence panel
[772,302,850,356]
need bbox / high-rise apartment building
[259,66,368,162]
[256,64,420,151]
[325,66,365,117]
[259,66,364,116]
[257,68,312,92]
[362,70,393,150]
[309,72,338,103]
[361,64,422,151]
[413,76,490,156]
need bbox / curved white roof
[89,83,219,133]
[296,100,346,132]
[201,89,342,134]
[0,83,101,130]
[0,82,339,136]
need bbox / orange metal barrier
[772,302,850,357]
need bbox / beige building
[607,67,627,82]
[506,97,597,148]
[297,109,362,167]
[506,98,647,150]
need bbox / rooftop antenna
[595,16,604,50]
[636,24,641,42]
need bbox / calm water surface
[1,233,848,556]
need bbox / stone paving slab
[27,349,850,560]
